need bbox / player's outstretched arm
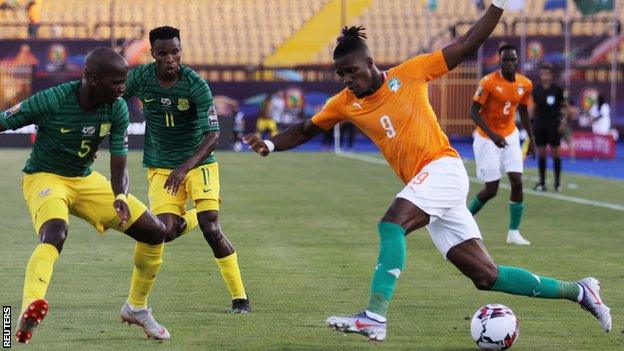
[243,119,324,156]
[164,131,219,195]
[470,102,507,148]
[441,1,505,71]
[111,155,131,227]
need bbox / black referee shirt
[533,84,564,121]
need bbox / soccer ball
[470,304,519,350]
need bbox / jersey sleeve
[310,93,346,130]
[397,50,449,81]
[191,76,219,133]
[109,99,129,156]
[122,67,141,100]
[473,76,491,105]
[0,88,57,130]
[519,80,533,106]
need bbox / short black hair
[540,62,555,73]
[498,44,517,56]
[333,26,368,59]
[149,26,180,46]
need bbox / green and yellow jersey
[0,81,129,177]
[123,63,218,169]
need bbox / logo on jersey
[39,188,52,198]
[517,86,524,96]
[3,102,22,118]
[161,98,172,106]
[177,98,190,111]
[82,126,96,136]
[99,123,111,137]
[208,106,219,126]
[387,77,402,93]
[496,86,503,93]
[353,101,362,110]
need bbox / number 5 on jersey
[380,115,396,138]
[165,112,175,127]
[78,140,91,157]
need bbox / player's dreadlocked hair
[149,26,180,46]
[333,26,368,59]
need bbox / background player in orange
[467,44,536,245]
[243,1,610,342]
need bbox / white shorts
[396,157,482,258]
[473,128,523,182]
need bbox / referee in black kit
[532,63,566,192]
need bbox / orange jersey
[311,50,459,184]
[473,71,532,138]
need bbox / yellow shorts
[256,118,278,137]
[21,171,147,234]
[147,162,220,216]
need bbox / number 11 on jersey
[165,112,175,127]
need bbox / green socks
[491,265,580,301]
[366,222,406,317]
[509,202,524,230]
[468,196,485,215]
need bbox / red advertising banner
[560,132,616,159]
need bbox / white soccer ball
[470,304,519,350]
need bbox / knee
[472,269,498,291]
[147,221,167,245]
[162,222,180,243]
[200,222,222,242]
[39,220,68,252]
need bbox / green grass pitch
[0,149,622,350]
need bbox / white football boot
[506,230,531,245]
[578,277,612,332]
[326,311,387,342]
[120,303,171,340]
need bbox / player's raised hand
[488,132,508,148]
[242,134,270,156]
[114,199,131,228]
[164,166,189,195]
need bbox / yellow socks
[21,243,59,312]
[181,209,198,235]
[215,252,247,300]
[127,242,164,309]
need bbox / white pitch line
[335,152,624,212]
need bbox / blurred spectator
[589,95,611,136]
[268,90,286,126]
[255,96,278,138]
[232,106,245,152]
[27,0,42,39]
[560,94,578,159]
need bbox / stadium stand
[0,0,621,65]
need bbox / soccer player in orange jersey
[243,1,610,342]
[467,44,536,245]
[468,45,535,245]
